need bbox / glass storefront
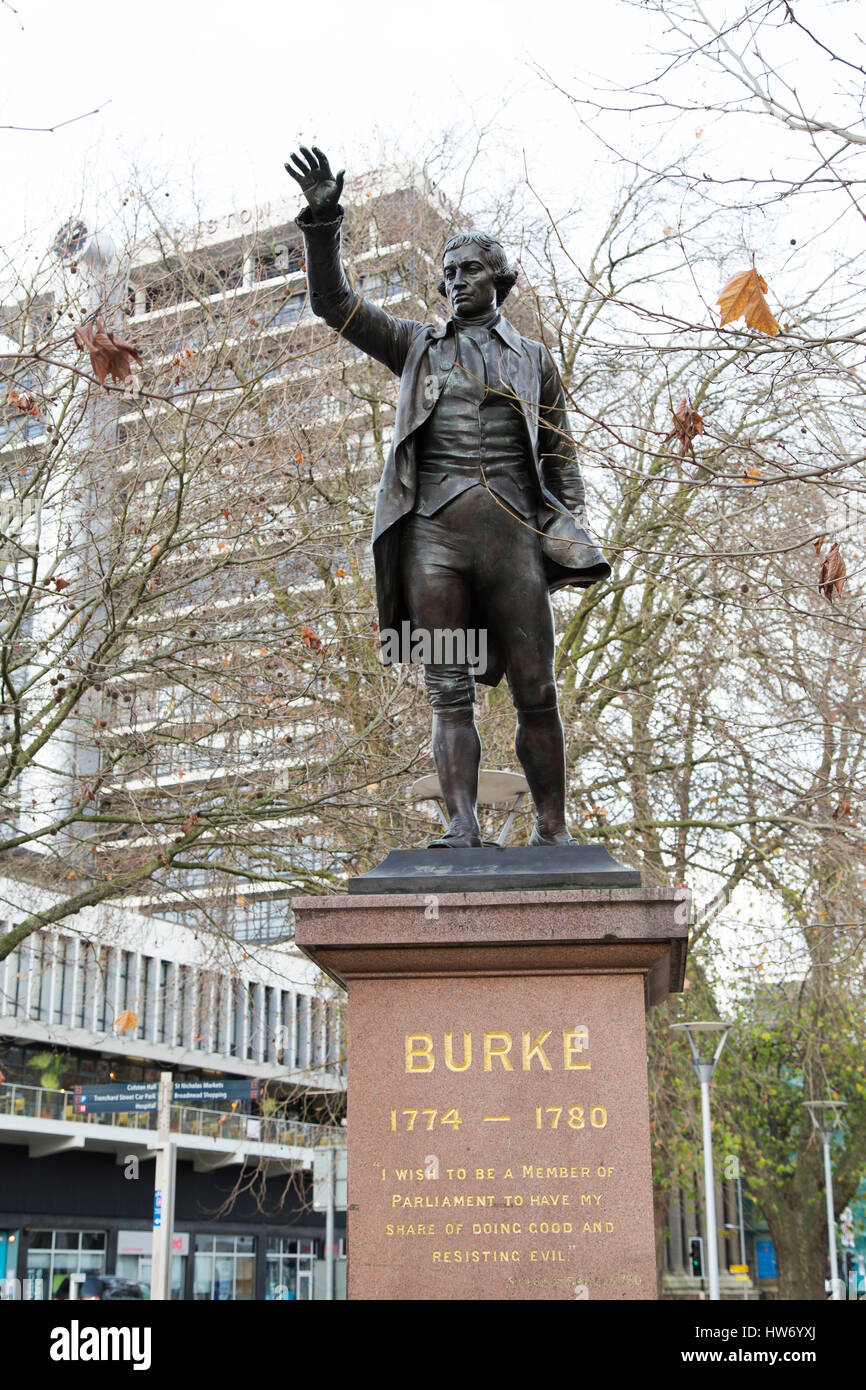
[12,1228,332,1299]
[265,1237,315,1300]
[115,1252,184,1299]
[193,1234,255,1300]
[115,1229,187,1299]
[26,1229,105,1299]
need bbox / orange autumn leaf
[818,541,846,602]
[74,316,143,385]
[716,267,780,337]
[300,625,323,652]
[335,567,346,578]
[114,1009,138,1033]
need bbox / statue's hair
[437,231,518,306]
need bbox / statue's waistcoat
[414,326,536,520]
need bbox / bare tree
[514,0,866,1297]
[0,178,445,961]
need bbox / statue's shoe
[427,824,483,850]
[529,825,577,847]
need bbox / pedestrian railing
[0,1082,344,1149]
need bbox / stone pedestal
[294,885,688,1301]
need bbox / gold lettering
[483,1032,513,1071]
[444,1032,472,1071]
[521,1030,552,1071]
[405,1034,434,1073]
[563,1027,590,1069]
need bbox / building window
[193,1234,255,1300]
[358,271,406,302]
[159,961,176,1044]
[234,896,293,943]
[115,1230,187,1300]
[141,955,157,1040]
[268,291,306,328]
[256,244,302,280]
[25,1229,106,1299]
[115,1251,184,1300]
[297,993,311,1070]
[265,1237,315,1300]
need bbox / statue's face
[442,241,497,316]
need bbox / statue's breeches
[400,488,558,713]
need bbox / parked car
[54,1274,149,1300]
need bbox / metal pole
[672,1023,731,1303]
[697,1065,721,1301]
[737,1175,748,1301]
[325,1148,335,1301]
[823,1138,842,1300]
[151,1071,176,1301]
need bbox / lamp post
[671,1021,733,1302]
[804,1098,847,1301]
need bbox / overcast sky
[0,0,663,252]
[0,1,858,295]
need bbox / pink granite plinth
[294,886,688,1301]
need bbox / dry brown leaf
[818,541,846,602]
[832,796,852,821]
[813,534,826,555]
[74,316,143,385]
[716,267,780,337]
[8,387,39,420]
[300,625,323,652]
[663,398,705,457]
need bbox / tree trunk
[653,1183,671,1298]
[764,1198,828,1301]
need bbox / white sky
[1,0,859,280]
[0,0,661,251]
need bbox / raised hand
[285,146,345,221]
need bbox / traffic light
[689,1236,705,1278]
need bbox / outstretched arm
[286,146,424,377]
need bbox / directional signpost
[171,1079,261,1103]
[71,1074,263,1301]
[72,1078,261,1113]
[72,1083,157,1113]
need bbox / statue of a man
[287,147,609,848]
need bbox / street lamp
[803,1098,847,1301]
[671,1021,733,1302]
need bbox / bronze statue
[286,147,609,848]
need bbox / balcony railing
[0,1082,344,1149]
